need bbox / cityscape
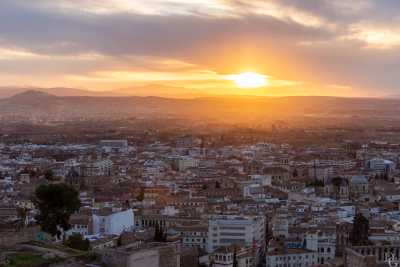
[1,1,400,267]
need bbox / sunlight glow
[347,24,400,49]
[224,72,269,88]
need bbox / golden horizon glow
[224,72,269,88]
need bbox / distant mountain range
[1,90,400,123]
[0,87,117,98]
[0,85,210,99]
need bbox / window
[219,238,245,243]
[220,232,245,236]
[219,226,246,230]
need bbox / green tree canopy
[44,169,54,181]
[33,183,81,237]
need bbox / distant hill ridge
[0,85,208,99]
[1,88,400,122]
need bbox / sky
[0,0,399,97]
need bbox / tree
[44,169,54,181]
[136,189,145,201]
[383,172,389,181]
[302,238,307,248]
[154,223,166,242]
[308,180,324,187]
[233,247,238,267]
[33,183,81,237]
[331,177,343,187]
[154,223,160,241]
[350,213,369,246]
[64,233,90,251]
[17,207,27,227]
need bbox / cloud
[345,23,400,49]
[0,0,399,96]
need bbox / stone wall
[99,249,128,267]
[98,242,181,267]
[159,243,180,267]
[0,226,40,248]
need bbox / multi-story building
[207,215,266,259]
[366,158,395,173]
[350,175,369,198]
[266,248,318,267]
[175,157,199,172]
[212,246,255,267]
[305,227,336,265]
[271,208,289,238]
[249,174,272,186]
[175,224,208,250]
[92,208,134,236]
[82,159,113,177]
[100,140,129,153]
[66,214,93,237]
[309,165,333,182]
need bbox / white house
[92,209,134,236]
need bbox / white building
[100,139,128,153]
[175,225,208,250]
[65,215,92,238]
[92,209,134,236]
[177,157,199,171]
[207,215,266,259]
[250,174,272,186]
[271,208,289,238]
[305,228,336,265]
[308,165,333,182]
[82,159,113,177]
[369,230,400,243]
[366,158,395,174]
[266,249,318,267]
[212,246,255,267]
[143,160,168,179]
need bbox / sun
[225,72,269,88]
